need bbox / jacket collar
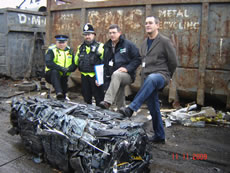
[56,46,70,51]
[144,33,160,55]
[105,35,125,48]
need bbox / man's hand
[61,67,68,76]
[117,67,128,73]
[95,80,100,87]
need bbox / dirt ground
[0,77,230,173]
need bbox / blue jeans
[129,73,165,139]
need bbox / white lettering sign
[32,16,41,25]
[159,21,200,30]
[17,13,46,26]
[18,14,27,24]
[60,13,74,20]
[158,9,199,31]
[159,9,189,18]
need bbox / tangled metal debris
[10,97,151,173]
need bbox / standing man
[45,35,76,100]
[99,24,141,110]
[119,16,178,144]
[75,23,104,106]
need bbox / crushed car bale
[10,97,151,173]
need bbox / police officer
[75,23,104,106]
[45,35,76,100]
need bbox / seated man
[45,35,76,100]
[99,24,141,110]
[119,16,178,144]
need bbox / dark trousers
[45,70,68,96]
[81,74,104,106]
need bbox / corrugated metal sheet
[45,0,230,108]
[0,8,46,79]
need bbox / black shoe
[99,101,111,109]
[148,136,165,144]
[119,107,133,117]
[56,92,64,100]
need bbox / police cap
[83,23,95,35]
[55,35,68,42]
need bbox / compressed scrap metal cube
[10,97,151,173]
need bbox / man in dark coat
[99,24,141,109]
[119,16,178,144]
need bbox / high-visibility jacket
[75,41,104,77]
[45,45,74,76]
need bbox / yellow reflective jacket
[75,42,104,77]
[45,45,74,76]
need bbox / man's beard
[85,40,93,45]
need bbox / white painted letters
[158,9,199,31]
[18,14,27,24]
[32,15,41,25]
[17,13,46,26]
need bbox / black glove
[61,67,68,76]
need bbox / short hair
[109,24,121,32]
[146,16,160,24]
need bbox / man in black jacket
[99,24,141,109]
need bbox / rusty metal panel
[205,3,230,106]
[205,70,230,95]
[176,68,198,93]
[152,4,202,68]
[87,6,146,46]
[49,7,146,48]
[207,3,230,70]
[51,10,82,50]
[175,68,230,95]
